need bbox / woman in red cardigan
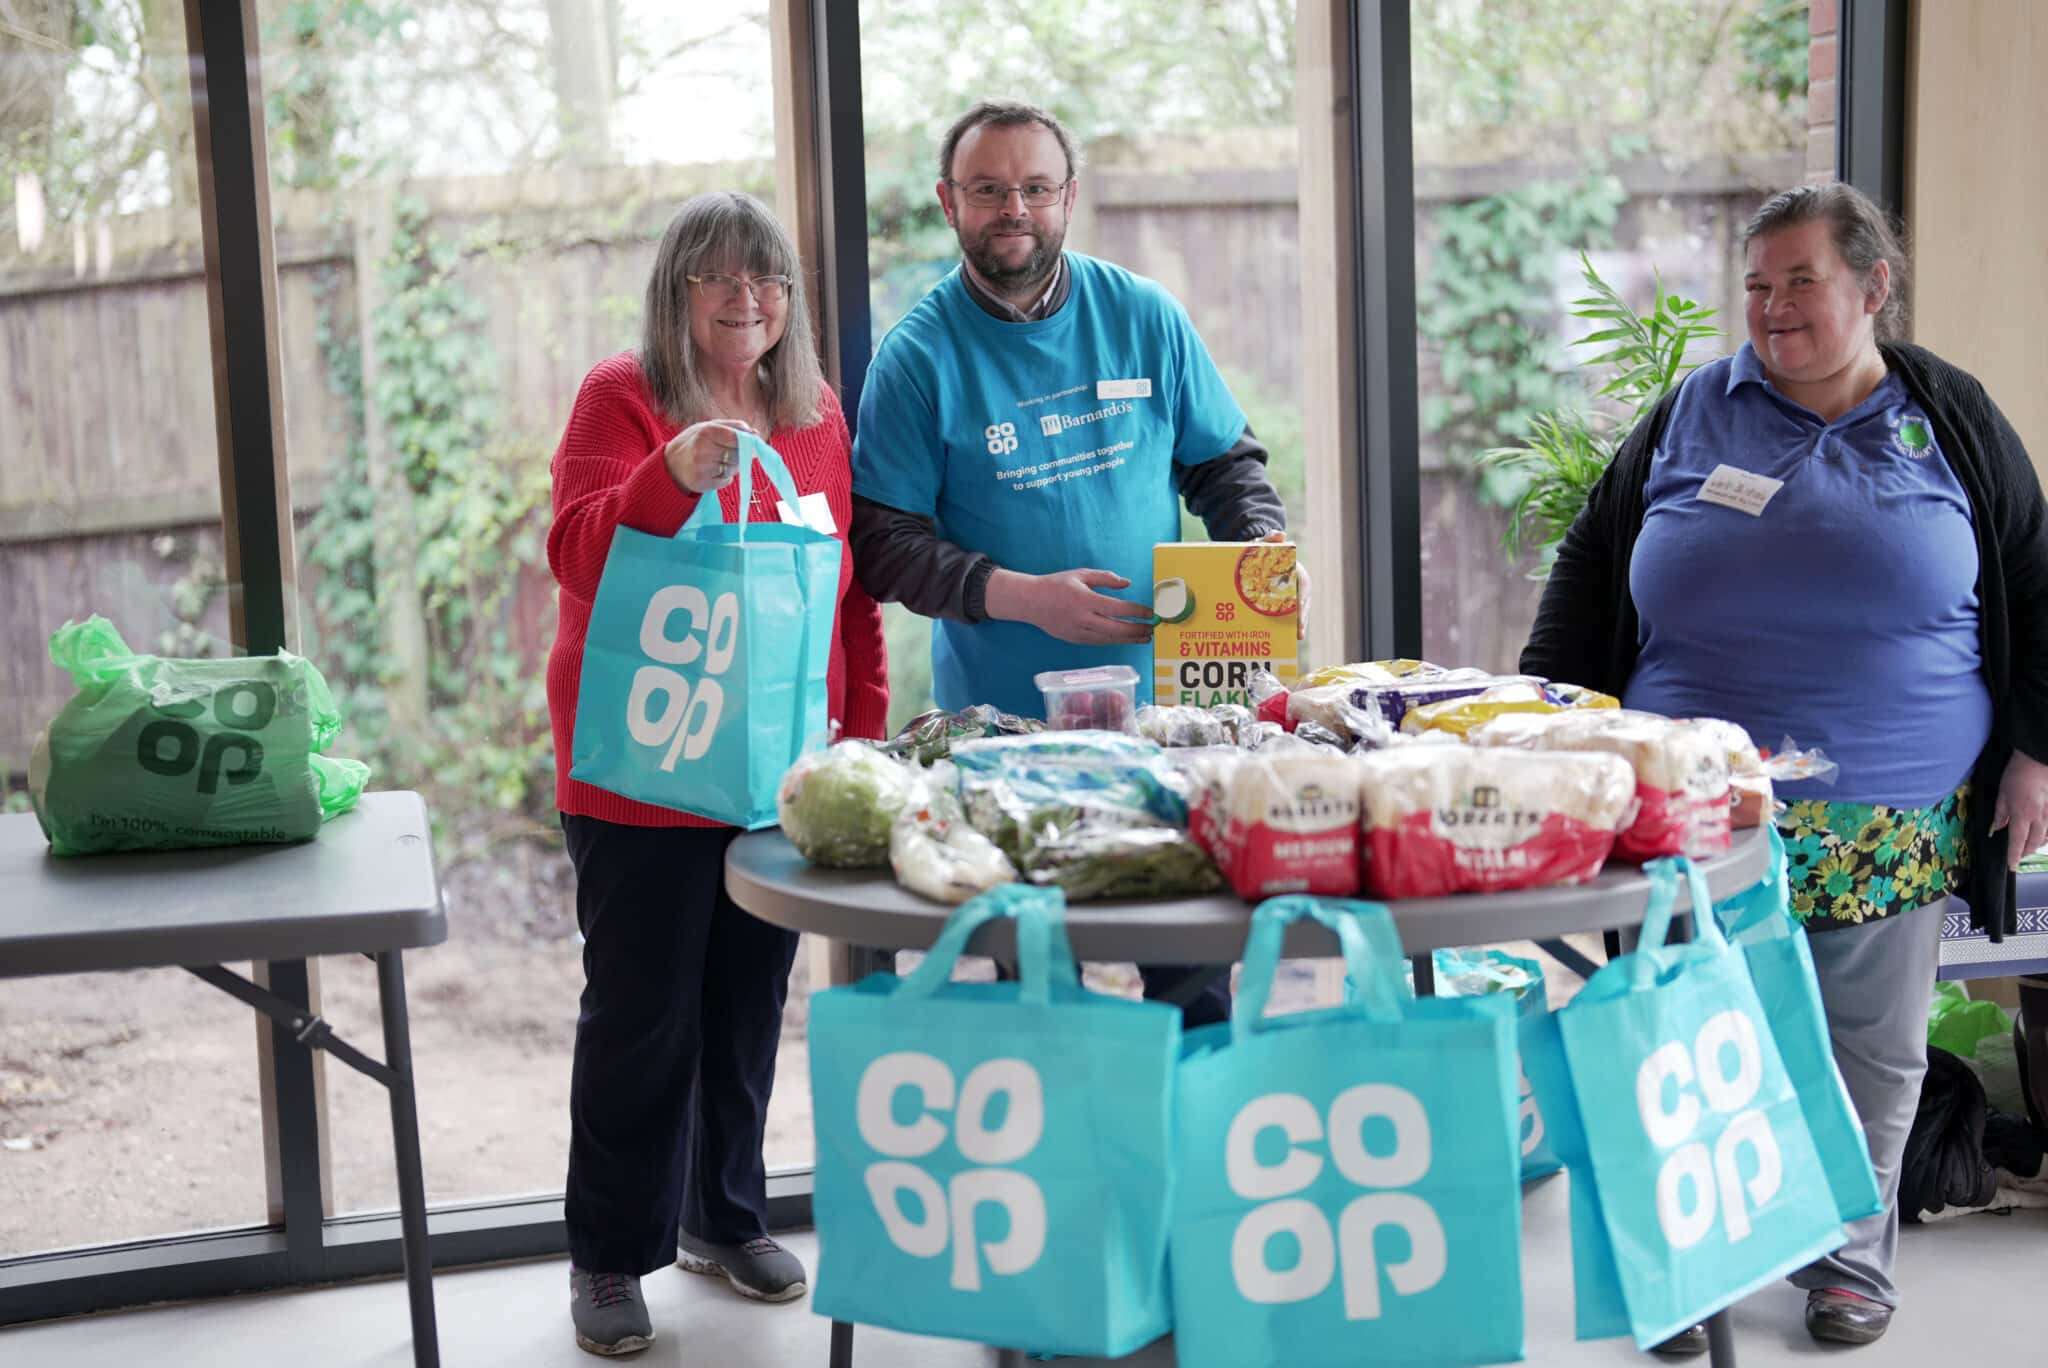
[544,191,887,1356]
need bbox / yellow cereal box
[1152,541,1299,708]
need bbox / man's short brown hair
[937,100,1080,183]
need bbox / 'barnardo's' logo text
[1038,400,1133,438]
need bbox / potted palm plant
[1487,252,1722,572]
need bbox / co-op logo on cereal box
[1636,1010,1783,1250]
[625,585,738,770]
[1430,784,1547,850]
[1225,1085,1445,1320]
[856,1052,1048,1291]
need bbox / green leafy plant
[1487,252,1721,568]
[1736,1,1812,109]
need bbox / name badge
[1097,378,1152,400]
[1697,464,1784,517]
[776,491,838,535]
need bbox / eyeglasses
[686,272,792,304]
[946,179,1070,209]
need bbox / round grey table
[726,824,1768,965]
[726,824,1769,1368]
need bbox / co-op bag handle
[1233,896,1409,1043]
[897,883,1081,1007]
[677,429,819,540]
[1713,824,1792,940]
[1636,855,1729,956]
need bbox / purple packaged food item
[1346,671,1543,728]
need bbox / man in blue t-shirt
[850,99,1302,722]
[852,99,1301,1028]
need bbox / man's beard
[960,217,1064,293]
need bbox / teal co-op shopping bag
[1557,857,1846,1349]
[808,885,1181,1358]
[1171,898,1525,1368]
[1427,948,1565,1183]
[569,432,839,826]
[1711,825,1883,1225]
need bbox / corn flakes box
[1151,541,1299,708]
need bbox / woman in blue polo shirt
[1524,183,2048,1352]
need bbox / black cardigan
[1521,343,2048,938]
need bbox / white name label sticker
[776,491,838,534]
[1696,464,1784,517]
[1097,378,1153,400]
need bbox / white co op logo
[626,585,738,769]
[855,1052,1048,1292]
[985,422,1018,456]
[1635,1010,1781,1249]
[1520,1067,1544,1158]
[1225,1085,1445,1320]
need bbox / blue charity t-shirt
[853,253,1247,718]
[1623,342,1991,808]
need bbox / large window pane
[253,1,794,1210]
[1410,0,1812,671]
[0,4,267,1254]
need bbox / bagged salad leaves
[1131,703,1256,749]
[875,704,1044,766]
[776,741,920,868]
[1018,821,1221,901]
[888,778,1017,904]
[950,732,1217,899]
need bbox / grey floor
[3,1179,2041,1367]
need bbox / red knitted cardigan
[544,352,890,827]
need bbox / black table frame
[0,793,445,1366]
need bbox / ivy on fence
[303,198,555,827]
[1416,172,1628,510]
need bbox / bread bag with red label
[1357,747,1636,897]
[1468,710,1732,861]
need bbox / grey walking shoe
[570,1268,654,1356]
[676,1231,808,1303]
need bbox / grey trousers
[1787,899,1946,1308]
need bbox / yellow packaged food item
[1295,658,1440,690]
[1399,683,1562,737]
[1152,541,1299,708]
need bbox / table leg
[1706,1308,1737,1365]
[829,1318,856,1368]
[377,950,440,1368]
[1152,964,1230,1007]
[994,1350,1027,1368]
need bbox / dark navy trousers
[561,816,798,1275]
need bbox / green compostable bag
[27,617,371,854]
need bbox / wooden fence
[0,152,1798,776]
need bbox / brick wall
[1807,0,1839,181]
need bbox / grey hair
[937,99,1082,183]
[1742,182,1912,344]
[640,191,824,430]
